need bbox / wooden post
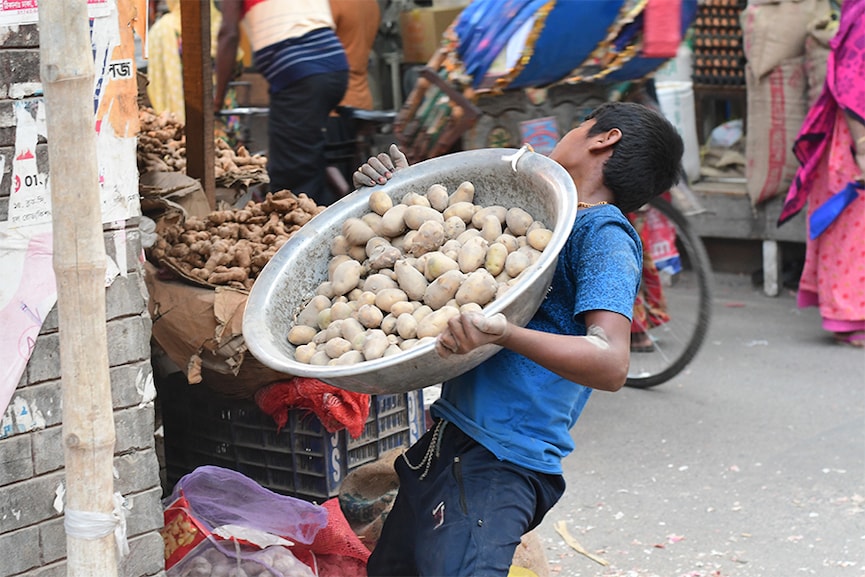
[180,0,216,209]
[37,1,119,576]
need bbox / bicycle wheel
[626,197,713,388]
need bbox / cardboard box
[399,6,463,64]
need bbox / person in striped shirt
[215,0,349,205]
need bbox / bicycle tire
[626,197,713,388]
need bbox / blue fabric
[454,0,625,89]
[253,28,348,94]
[430,205,642,475]
[603,0,698,83]
[809,180,864,240]
[366,422,565,577]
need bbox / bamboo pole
[38,1,119,576]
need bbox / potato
[348,244,367,262]
[380,204,408,237]
[310,350,331,365]
[423,251,460,281]
[416,306,461,338]
[361,212,384,236]
[495,233,519,253]
[328,254,353,280]
[404,220,446,256]
[505,207,535,236]
[368,190,393,216]
[363,330,390,360]
[330,300,354,321]
[296,294,331,327]
[426,183,449,212]
[390,300,416,317]
[288,325,317,345]
[333,350,364,365]
[455,269,498,307]
[424,269,465,310]
[402,191,431,207]
[367,244,402,270]
[448,181,475,205]
[443,215,467,240]
[412,304,434,322]
[363,273,398,293]
[330,234,351,256]
[331,259,363,296]
[479,214,503,243]
[357,303,384,328]
[384,343,403,357]
[456,228,481,244]
[527,227,553,251]
[443,201,476,223]
[395,260,429,301]
[356,291,377,307]
[380,313,398,335]
[315,281,335,299]
[505,250,530,277]
[404,205,445,230]
[325,337,352,359]
[316,308,333,330]
[457,236,488,273]
[396,313,418,340]
[484,242,509,276]
[365,236,391,258]
[342,217,376,247]
[471,205,507,229]
[295,343,317,363]
[375,287,409,313]
[340,317,366,343]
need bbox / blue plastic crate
[160,381,425,502]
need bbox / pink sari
[779,0,865,333]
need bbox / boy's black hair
[585,102,685,213]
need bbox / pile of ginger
[149,190,324,291]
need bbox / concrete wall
[0,15,166,577]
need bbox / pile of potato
[149,190,325,291]
[288,180,552,366]
[137,106,268,182]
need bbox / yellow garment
[146,0,223,123]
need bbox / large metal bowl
[242,148,577,394]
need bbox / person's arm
[213,0,243,113]
[436,309,632,392]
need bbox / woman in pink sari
[779,0,865,347]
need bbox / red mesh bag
[255,377,370,438]
[291,498,370,577]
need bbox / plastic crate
[159,380,425,502]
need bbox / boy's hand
[436,312,509,358]
[352,144,409,188]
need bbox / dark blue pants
[267,70,347,206]
[367,421,565,577]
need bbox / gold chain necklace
[577,201,609,209]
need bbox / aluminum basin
[243,148,577,394]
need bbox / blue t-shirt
[430,204,642,475]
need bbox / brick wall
[0,17,165,577]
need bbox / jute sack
[741,0,830,80]
[745,57,808,206]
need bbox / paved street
[534,272,865,577]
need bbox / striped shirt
[242,0,348,93]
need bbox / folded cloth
[809,180,863,239]
[255,378,370,439]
